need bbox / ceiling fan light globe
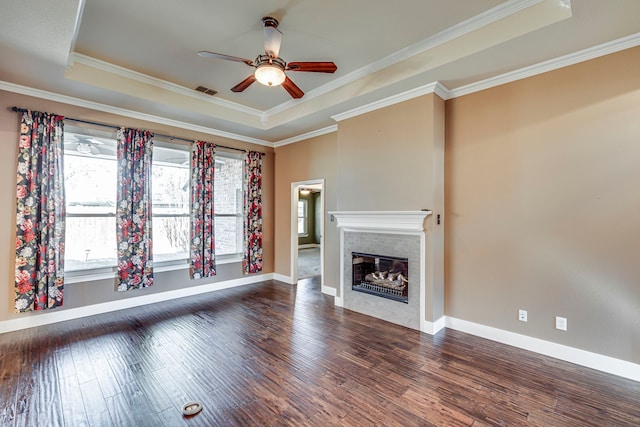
[255,64,286,87]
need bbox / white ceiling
[0,0,639,144]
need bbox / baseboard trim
[321,286,337,297]
[273,273,295,284]
[422,316,446,335]
[446,316,640,383]
[0,273,274,335]
[298,244,320,249]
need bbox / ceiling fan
[198,16,337,99]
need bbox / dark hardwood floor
[0,277,638,426]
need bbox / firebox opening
[352,252,409,303]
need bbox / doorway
[291,179,324,285]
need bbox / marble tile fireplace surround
[330,211,440,334]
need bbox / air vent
[195,85,218,96]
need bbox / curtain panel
[190,141,216,279]
[116,128,154,291]
[14,110,66,312]
[243,151,263,274]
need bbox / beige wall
[336,95,438,211]
[335,93,445,318]
[273,133,338,286]
[445,46,640,362]
[0,90,274,322]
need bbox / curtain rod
[11,106,264,155]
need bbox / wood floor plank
[0,349,19,426]
[0,277,638,426]
[13,351,38,427]
[79,379,114,427]
[59,375,90,427]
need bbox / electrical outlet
[518,309,527,322]
[555,316,567,331]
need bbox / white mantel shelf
[329,211,432,233]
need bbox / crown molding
[65,0,85,64]
[265,0,545,118]
[330,81,450,122]
[69,53,264,117]
[0,80,272,146]
[449,31,640,98]
[273,125,337,148]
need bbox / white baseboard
[273,273,295,284]
[422,316,446,335]
[321,286,337,297]
[0,273,274,335]
[446,316,640,383]
[298,244,320,249]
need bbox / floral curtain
[116,128,154,291]
[190,141,216,279]
[14,110,66,312]
[243,151,263,274]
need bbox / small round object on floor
[181,401,203,416]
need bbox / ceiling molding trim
[273,125,338,148]
[70,53,264,117]
[449,31,640,99]
[330,81,449,122]
[65,0,85,67]
[265,0,545,118]
[0,80,271,146]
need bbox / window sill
[65,255,243,284]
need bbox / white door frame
[291,179,324,285]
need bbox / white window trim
[65,254,243,284]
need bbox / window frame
[63,125,245,282]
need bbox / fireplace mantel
[330,210,440,334]
[329,210,432,233]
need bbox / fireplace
[352,252,409,303]
[329,210,443,333]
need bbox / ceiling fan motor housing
[262,17,279,28]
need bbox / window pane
[65,153,117,215]
[65,216,117,271]
[153,216,189,263]
[152,147,189,215]
[214,156,243,215]
[152,145,190,262]
[64,131,118,272]
[215,215,243,255]
[298,218,305,234]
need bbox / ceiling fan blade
[198,51,254,66]
[262,17,282,58]
[231,75,257,92]
[286,62,337,73]
[281,76,304,99]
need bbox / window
[152,144,190,264]
[297,200,307,236]
[213,155,244,256]
[63,126,244,273]
[64,132,118,271]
